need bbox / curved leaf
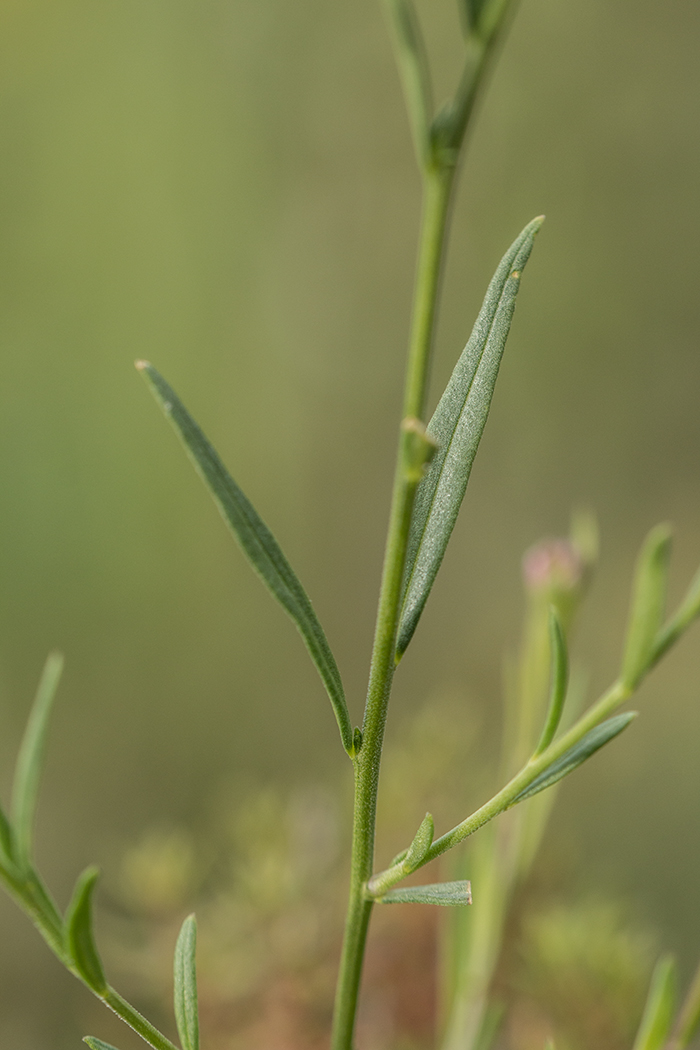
[137,362,353,754]
[403,812,434,872]
[622,525,672,689]
[510,712,637,806]
[533,608,568,756]
[633,955,676,1050]
[174,914,199,1050]
[397,217,543,658]
[65,866,107,994]
[84,1039,122,1050]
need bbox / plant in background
[1,1,700,1049]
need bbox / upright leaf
[510,713,637,806]
[375,881,472,906]
[403,812,434,872]
[174,914,199,1050]
[396,217,543,658]
[384,0,433,165]
[650,562,700,669]
[669,956,700,1049]
[11,651,64,867]
[621,525,672,690]
[533,608,568,756]
[137,362,353,755]
[633,955,676,1050]
[65,867,107,994]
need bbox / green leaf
[403,812,434,872]
[84,1040,122,1050]
[11,651,64,867]
[510,713,637,806]
[0,807,14,868]
[174,914,199,1050]
[383,0,433,165]
[621,525,672,690]
[533,608,568,756]
[671,956,700,1049]
[633,954,676,1050]
[650,562,700,669]
[65,866,107,994]
[137,362,353,755]
[396,217,543,658]
[375,880,472,906]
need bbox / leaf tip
[135,359,150,371]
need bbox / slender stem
[330,166,456,1050]
[103,988,180,1050]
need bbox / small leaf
[174,914,199,1050]
[137,362,353,755]
[65,866,107,994]
[650,562,700,669]
[375,880,472,906]
[633,954,676,1050]
[403,812,434,872]
[383,0,433,165]
[397,217,543,658]
[11,652,64,867]
[621,525,672,690]
[510,713,637,806]
[533,608,568,756]
[0,807,14,867]
[670,956,700,1049]
[84,1039,122,1050]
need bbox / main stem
[330,164,455,1050]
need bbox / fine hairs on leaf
[174,914,200,1050]
[136,361,353,756]
[374,881,473,906]
[397,216,543,659]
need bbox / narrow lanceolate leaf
[174,914,199,1050]
[534,608,568,756]
[650,562,700,669]
[84,1039,122,1050]
[670,956,700,1049]
[65,867,107,994]
[403,812,434,872]
[137,362,353,755]
[375,881,472,906]
[396,217,543,658]
[621,525,672,690]
[510,713,637,806]
[0,808,14,867]
[632,955,676,1050]
[384,0,433,165]
[11,651,64,867]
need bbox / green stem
[103,988,180,1050]
[330,166,455,1050]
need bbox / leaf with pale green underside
[396,217,543,658]
[510,712,636,806]
[65,866,107,994]
[137,362,353,755]
[84,1039,122,1050]
[403,812,434,872]
[376,881,472,906]
[633,955,676,1050]
[11,652,64,867]
[174,914,199,1050]
[621,525,672,690]
[534,608,568,756]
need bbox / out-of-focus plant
[1,1,700,1049]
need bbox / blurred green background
[0,0,699,1045]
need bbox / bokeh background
[0,0,699,1045]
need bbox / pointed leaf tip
[622,524,673,690]
[397,217,542,657]
[65,866,107,994]
[84,1039,122,1050]
[403,812,434,872]
[174,914,200,1050]
[534,607,568,756]
[11,651,64,867]
[633,954,676,1050]
[138,362,353,755]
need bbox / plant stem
[103,988,180,1050]
[330,165,456,1050]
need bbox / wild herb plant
[1,1,700,1049]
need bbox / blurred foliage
[0,0,699,1043]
